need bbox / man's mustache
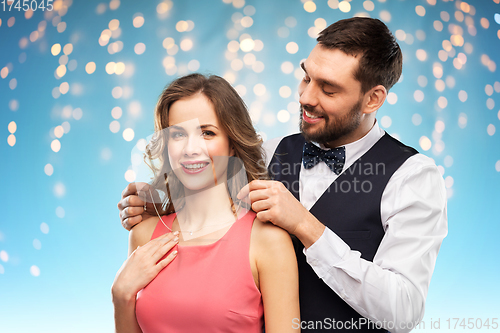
[300,104,326,118]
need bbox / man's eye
[171,132,185,139]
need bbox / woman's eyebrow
[200,124,219,130]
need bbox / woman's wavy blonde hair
[145,73,268,215]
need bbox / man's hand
[117,182,159,230]
[238,179,325,248]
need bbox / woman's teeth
[184,163,207,169]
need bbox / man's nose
[299,81,319,108]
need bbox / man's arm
[304,157,447,332]
[241,155,447,333]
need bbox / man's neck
[324,118,376,148]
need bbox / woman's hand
[112,232,179,302]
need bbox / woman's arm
[251,218,300,332]
[112,217,178,333]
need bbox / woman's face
[167,93,233,192]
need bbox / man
[118,18,447,332]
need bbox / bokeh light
[304,1,316,13]
[44,164,54,176]
[123,128,135,141]
[30,265,40,277]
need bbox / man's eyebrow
[300,62,307,74]
[301,62,344,91]
[319,78,344,91]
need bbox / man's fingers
[120,206,145,222]
[248,189,271,204]
[121,182,150,199]
[122,215,143,231]
[118,194,143,211]
[250,179,275,190]
[251,199,272,214]
[121,182,137,199]
[136,185,162,211]
[256,210,272,224]
[237,183,250,201]
[129,195,146,209]
[237,179,274,200]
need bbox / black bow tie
[302,142,346,175]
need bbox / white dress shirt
[263,121,448,333]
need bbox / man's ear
[363,85,387,114]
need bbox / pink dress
[135,210,264,332]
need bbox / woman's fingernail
[173,231,179,236]
[172,250,178,256]
[173,236,179,242]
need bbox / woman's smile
[180,161,210,174]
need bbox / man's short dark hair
[317,17,402,94]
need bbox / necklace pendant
[190,231,193,235]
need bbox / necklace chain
[147,188,240,236]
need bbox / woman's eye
[303,76,311,83]
[202,130,215,137]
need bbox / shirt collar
[312,120,384,168]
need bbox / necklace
[148,188,240,236]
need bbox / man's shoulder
[263,132,301,148]
[263,133,301,166]
[391,152,443,184]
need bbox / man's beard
[299,99,363,146]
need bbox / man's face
[298,44,365,147]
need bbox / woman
[111,74,299,332]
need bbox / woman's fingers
[143,232,178,256]
[151,233,179,262]
[156,249,178,272]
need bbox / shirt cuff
[303,227,351,279]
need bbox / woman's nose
[183,133,204,156]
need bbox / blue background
[1,0,500,331]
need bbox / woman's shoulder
[129,216,164,251]
[249,216,297,278]
[250,216,293,250]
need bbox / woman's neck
[177,182,235,231]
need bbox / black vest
[268,133,418,332]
